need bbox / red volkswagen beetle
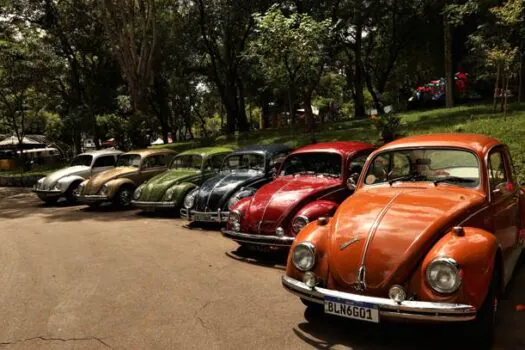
[222,142,375,248]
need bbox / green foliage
[96,113,129,149]
[372,113,404,143]
[43,112,64,141]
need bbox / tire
[113,186,133,208]
[469,268,499,348]
[65,181,81,204]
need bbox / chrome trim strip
[76,194,109,203]
[131,200,176,208]
[184,209,230,222]
[205,173,233,211]
[281,276,476,322]
[458,205,489,226]
[258,179,294,234]
[358,192,402,288]
[319,187,345,200]
[222,230,295,247]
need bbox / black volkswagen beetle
[180,144,292,223]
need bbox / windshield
[171,155,203,170]
[116,154,141,168]
[280,152,342,178]
[364,148,480,188]
[222,153,265,172]
[71,155,93,167]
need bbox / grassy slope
[196,103,525,182]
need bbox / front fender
[56,175,86,192]
[294,200,338,222]
[169,182,199,202]
[410,227,499,309]
[105,178,137,198]
[286,218,332,284]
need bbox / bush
[372,113,403,143]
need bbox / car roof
[377,133,502,156]
[124,148,177,157]
[292,141,375,156]
[80,149,123,157]
[178,147,233,157]
[230,144,292,156]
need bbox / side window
[209,154,227,170]
[143,155,167,169]
[93,156,116,168]
[270,152,288,168]
[488,150,508,189]
[348,153,370,175]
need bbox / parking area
[0,187,524,349]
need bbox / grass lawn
[172,102,525,182]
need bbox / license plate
[324,296,379,323]
[194,213,214,222]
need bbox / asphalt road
[0,187,524,350]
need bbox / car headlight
[134,185,143,200]
[100,184,109,196]
[227,188,256,210]
[228,210,241,232]
[183,188,199,209]
[53,181,63,191]
[426,257,461,294]
[292,242,316,271]
[165,187,175,201]
[292,216,309,234]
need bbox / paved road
[0,187,524,350]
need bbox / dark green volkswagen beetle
[131,147,232,212]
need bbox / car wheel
[65,182,81,204]
[470,267,499,348]
[114,187,133,208]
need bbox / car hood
[327,185,486,295]
[43,166,90,188]
[137,169,201,201]
[242,175,341,235]
[195,171,264,211]
[84,167,137,194]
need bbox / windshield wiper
[317,173,340,178]
[388,173,427,185]
[433,176,475,186]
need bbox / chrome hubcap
[120,191,131,206]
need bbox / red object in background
[516,305,525,312]
[505,182,515,192]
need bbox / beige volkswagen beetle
[76,148,176,208]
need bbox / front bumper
[131,200,176,209]
[76,194,109,204]
[181,208,229,223]
[282,276,477,322]
[222,230,295,247]
[32,189,63,199]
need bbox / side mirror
[347,173,360,191]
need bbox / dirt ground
[0,187,524,349]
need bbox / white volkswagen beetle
[33,149,122,204]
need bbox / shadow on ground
[292,255,525,350]
[225,245,288,270]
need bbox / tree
[98,0,157,147]
[0,18,60,162]
[248,5,330,131]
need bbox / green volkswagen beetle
[131,147,233,212]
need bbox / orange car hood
[84,166,137,194]
[328,184,486,294]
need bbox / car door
[91,155,117,175]
[488,146,520,276]
[139,154,168,182]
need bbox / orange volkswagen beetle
[282,134,524,344]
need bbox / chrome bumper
[181,208,229,222]
[131,200,176,209]
[32,189,63,198]
[221,230,295,247]
[282,276,477,322]
[76,194,109,203]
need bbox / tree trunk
[236,79,249,132]
[260,94,270,129]
[287,86,295,126]
[444,17,454,109]
[519,50,522,104]
[353,22,366,119]
[493,64,501,112]
[364,66,383,114]
[304,91,315,132]
[504,75,509,120]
